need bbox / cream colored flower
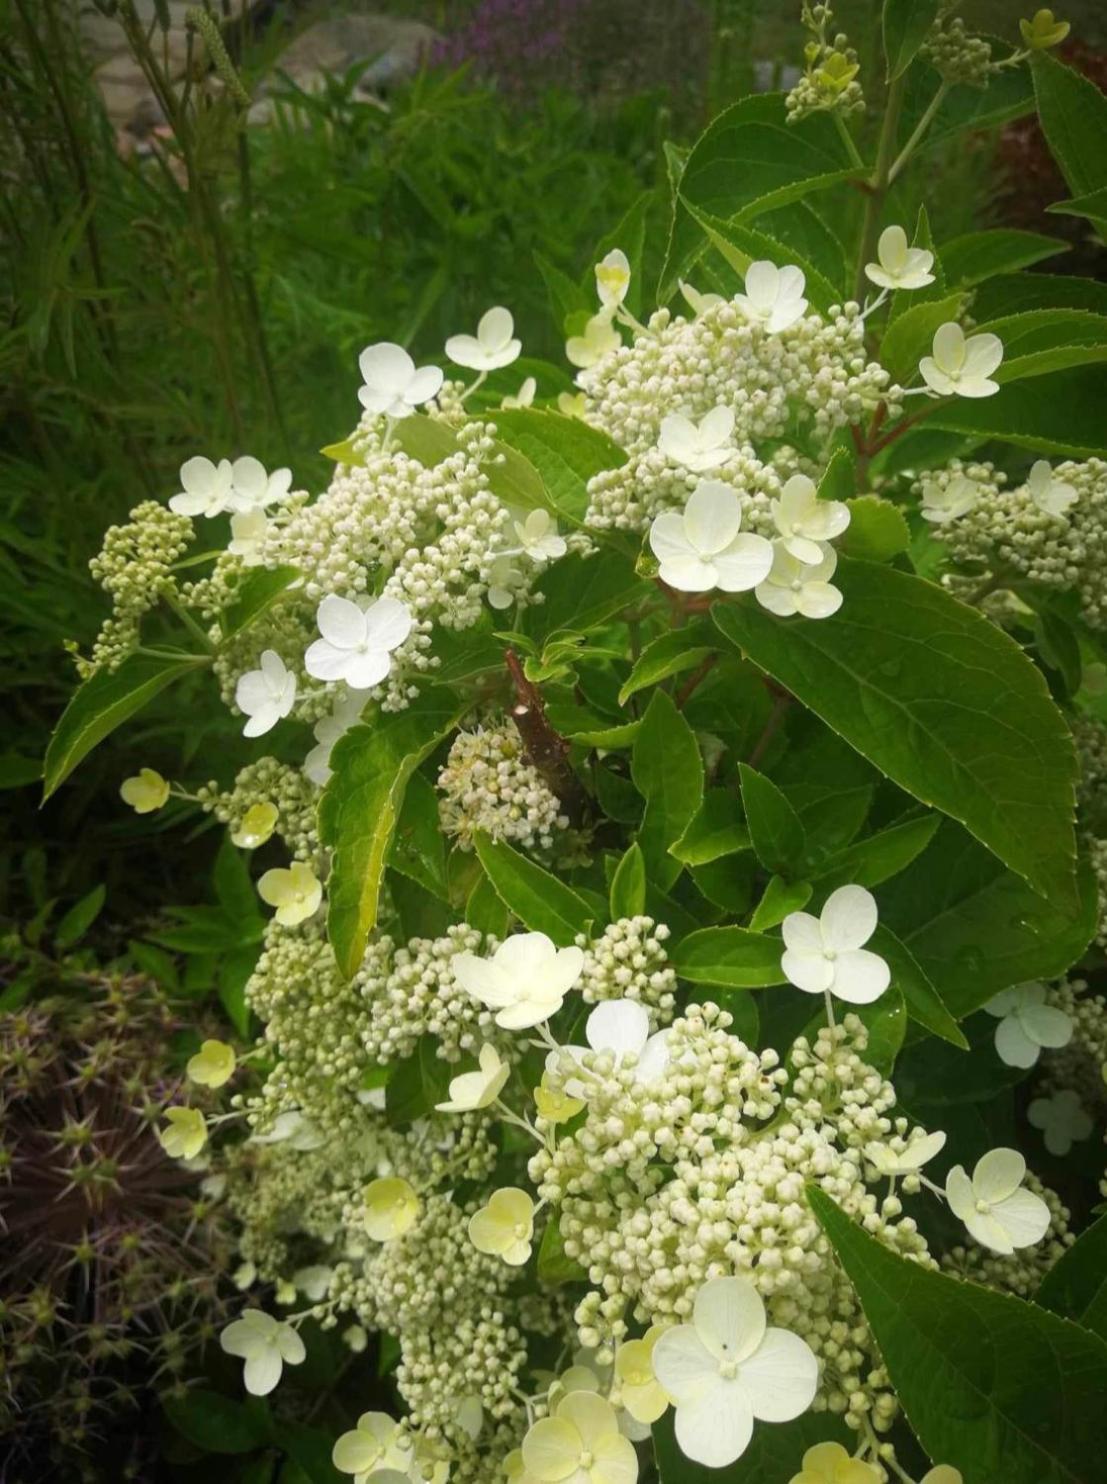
[502,376,537,410]
[945,1148,1050,1254]
[755,542,843,620]
[220,1310,305,1396]
[864,1130,946,1177]
[120,768,170,814]
[1027,459,1077,518]
[1027,1089,1093,1156]
[435,1043,510,1113]
[558,391,588,419]
[331,1411,410,1479]
[614,1327,668,1424]
[734,260,808,333]
[771,474,851,565]
[864,225,935,292]
[446,306,522,372]
[781,885,890,1004]
[257,861,322,926]
[566,310,621,369]
[522,1391,638,1484]
[231,801,279,848]
[789,1440,880,1483]
[469,1187,535,1266]
[158,1106,207,1160]
[454,932,584,1030]
[919,323,1003,399]
[534,1082,585,1123]
[363,1176,419,1242]
[649,480,773,593]
[657,406,735,473]
[187,1039,236,1089]
[921,475,978,524]
[595,248,631,309]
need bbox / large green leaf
[631,691,704,891]
[1037,1215,1107,1342]
[618,619,716,705]
[671,926,786,988]
[1031,52,1107,202]
[490,409,626,526]
[812,812,940,890]
[163,1390,269,1454]
[879,820,1097,1017]
[929,365,1107,457]
[685,204,841,313]
[713,559,1079,909]
[473,833,593,945]
[939,229,1069,287]
[738,762,805,877]
[653,1408,853,1483]
[978,308,1107,384]
[810,1186,1107,1484]
[870,923,967,1048]
[661,93,858,297]
[319,691,465,978]
[43,652,206,800]
[525,550,647,644]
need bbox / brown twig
[746,687,792,771]
[674,653,718,710]
[504,650,587,822]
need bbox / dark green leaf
[54,883,106,949]
[43,653,205,799]
[214,835,258,919]
[930,365,1107,456]
[871,922,967,1048]
[813,813,940,890]
[878,290,965,383]
[810,1186,1107,1484]
[738,763,806,876]
[386,1033,452,1124]
[632,691,704,890]
[526,551,647,645]
[713,559,1079,910]
[670,790,750,865]
[220,566,300,639]
[618,621,716,706]
[939,229,1069,287]
[537,1215,588,1286]
[686,204,841,313]
[1031,51,1107,202]
[883,0,939,80]
[491,409,626,526]
[609,842,646,920]
[389,771,448,900]
[749,875,812,932]
[671,926,786,988]
[837,495,910,563]
[1037,1215,1107,1342]
[473,834,592,945]
[163,1390,268,1454]
[466,871,510,938]
[319,691,465,978]
[653,1406,853,1483]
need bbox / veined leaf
[1031,51,1107,203]
[491,409,626,526]
[939,229,1069,287]
[43,653,206,800]
[930,365,1107,457]
[810,1186,1107,1484]
[671,926,786,988]
[883,0,939,80]
[738,763,806,877]
[618,620,716,705]
[320,691,465,978]
[631,691,704,891]
[870,923,967,1049]
[609,842,646,920]
[220,565,299,639]
[1037,1215,1107,1342]
[713,559,1079,910]
[473,833,592,946]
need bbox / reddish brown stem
[674,654,718,709]
[504,649,586,821]
[746,688,792,771]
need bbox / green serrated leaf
[609,842,646,920]
[632,691,704,891]
[491,409,626,526]
[713,559,1079,910]
[871,922,967,1048]
[618,621,716,706]
[671,926,786,988]
[749,875,812,932]
[809,1185,1107,1484]
[1037,1214,1107,1341]
[837,495,910,563]
[473,833,592,945]
[883,0,939,80]
[671,789,751,866]
[220,565,300,639]
[43,653,206,800]
[738,762,806,877]
[813,812,940,890]
[319,691,465,979]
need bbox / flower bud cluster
[84,500,193,673]
[1039,978,1107,1110]
[577,297,893,535]
[920,4,994,86]
[937,458,1107,630]
[786,5,864,122]
[530,1011,930,1434]
[198,757,319,861]
[575,916,676,1023]
[436,720,569,854]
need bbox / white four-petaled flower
[864,225,935,291]
[554,1000,672,1099]
[566,310,621,370]
[454,931,584,1029]
[304,594,413,691]
[649,480,773,593]
[595,248,631,309]
[332,1412,410,1480]
[220,1310,306,1396]
[235,650,297,737]
[170,456,235,517]
[781,885,890,1004]
[755,543,843,620]
[446,306,522,372]
[502,376,537,409]
[510,507,567,562]
[469,1187,535,1266]
[1027,459,1077,517]
[257,861,322,926]
[771,474,850,565]
[487,554,527,610]
[358,341,444,418]
[984,982,1072,1068]
[1027,1089,1094,1156]
[735,261,808,334]
[945,1147,1050,1254]
[228,509,268,565]
[920,475,978,524]
[652,1276,818,1468]
[230,455,293,510]
[657,406,735,472]
[919,323,1003,399]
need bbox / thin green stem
[888,80,951,185]
[853,71,908,303]
[832,107,865,169]
[162,592,215,652]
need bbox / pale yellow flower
[468,1187,535,1266]
[363,1176,419,1242]
[187,1038,237,1088]
[614,1327,668,1424]
[231,801,279,848]
[534,1082,584,1123]
[159,1106,208,1160]
[257,861,322,926]
[120,768,170,814]
[789,1441,880,1484]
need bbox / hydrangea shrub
[47,6,1107,1481]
